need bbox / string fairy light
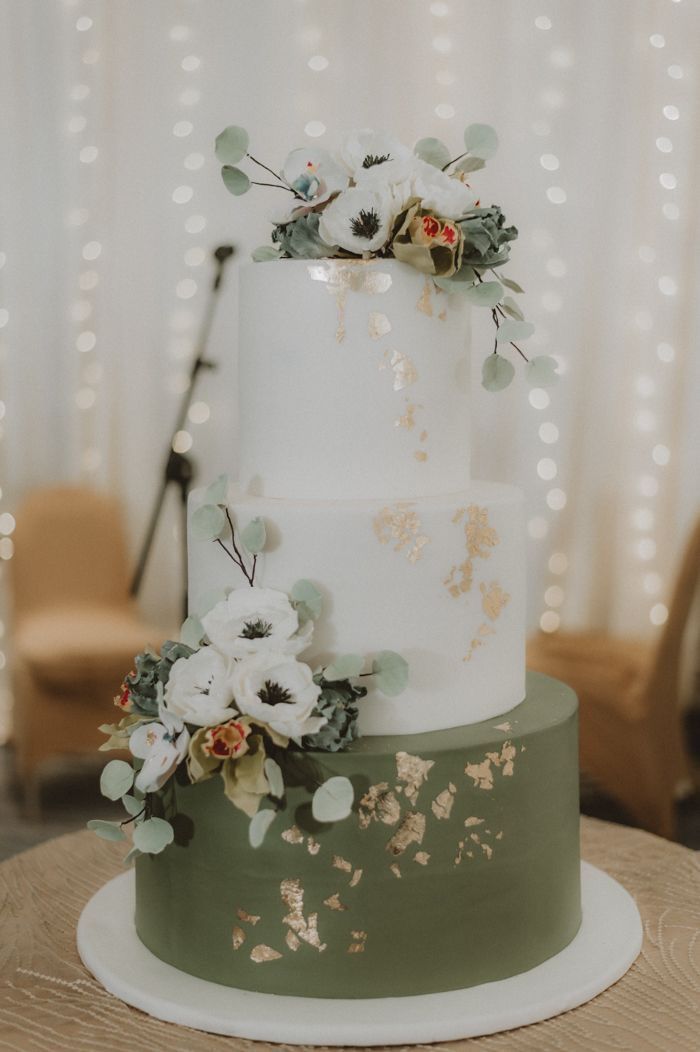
[429,3,457,123]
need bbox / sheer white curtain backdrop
[0,0,699,733]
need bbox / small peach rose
[202,718,251,760]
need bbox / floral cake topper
[215,123,559,393]
[90,476,408,859]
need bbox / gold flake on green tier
[432,786,456,820]
[395,751,435,805]
[285,930,300,952]
[280,878,327,952]
[231,926,246,950]
[236,907,260,925]
[347,931,368,954]
[390,863,402,879]
[281,825,304,845]
[494,722,513,733]
[465,740,517,789]
[250,944,282,963]
[349,868,363,887]
[368,311,392,339]
[414,851,430,865]
[464,816,484,828]
[332,855,352,872]
[306,836,320,855]
[323,893,348,912]
[386,811,426,856]
[358,781,402,829]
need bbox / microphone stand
[130,245,235,621]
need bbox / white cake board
[77,861,642,1046]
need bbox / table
[0,818,698,1051]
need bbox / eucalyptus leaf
[502,295,524,320]
[221,165,251,196]
[324,654,364,682]
[180,614,204,649]
[87,819,126,842]
[291,579,323,623]
[252,245,281,262]
[195,588,229,618]
[454,155,486,175]
[464,123,499,160]
[121,794,143,817]
[123,847,142,865]
[204,474,229,505]
[132,817,174,855]
[372,650,409,696]
[496,319,535,344]
[464,281,503,308]
[240,517,267,555]
[482,353,515,392]
[311,776,354,823]
[526,355,560,388]
[413,136,451,169]
[263,758,284,800]
[215,125,249,165]
[191,503,226,541]
[249,807,277,848]
[501,276,525,294]
[99,760,134,801]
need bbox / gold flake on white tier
[416,277,434,316]
[380,348,418,390]
[414,450,428,462]
[368,311,392,339]
[307,262,392,343]
[250,944,283,963]
[394,401,419,430]
[464,621,496,662]
[373,503,430,564]
[481,580,510,620]
[466,504,500,559]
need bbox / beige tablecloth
[0,818,698,1051]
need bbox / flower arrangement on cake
[89,476,408,858]
[215,123,558,392]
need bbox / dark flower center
[362,153,391,168]
[240,618,273,640]
[350,208,381,240]
[258,679,294,706]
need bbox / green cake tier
[135,671,580,998]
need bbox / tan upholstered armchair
[528,516,700,840]
[10,486,165,805]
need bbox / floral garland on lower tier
[89,477,408,859]
[215,123,560,394]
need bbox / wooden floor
[1,741,699,863]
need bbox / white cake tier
[238,260,471,501]
[188,482,525,736]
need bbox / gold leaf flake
[358,782,402,829]
[237,908,260,926]
[349,868,363,887]
[396,752,435,805]
[348,931,367,954]
[323,893,348,912]
[414,450,428,462]
[307,261,392,295]
[449,782,457,793]
[368,311,392,339]
[332,855,352,873]
[390,863,402,879]
[463,622,495,662]
[496,831,504,840]
[419,429,428,442]
[280,878,327,952]
[482,843,493,860]
[381,348,418,390]
[232,926,246,950]
[307,836,320,856]
[373,503,430,564]
[452,507,466,524]
[455,840,465,865]
[464,758,494,791]
[465,741,517,788]
[281,825,304,845]
[386,811,426,856]
[250,944,282,963]
[432,787,456,820]
[444,558,474,598]
[285,930,300,952]
[416,278,433,316]
[470,832,481,844]
[465,505,499,559]
[494,722,512,733]
[481,580,510,620]
[464,816,484,828]
[438,309,447,321]
[414,851,430,865]
[394,402,419,429]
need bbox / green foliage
[180,615,204,649]
[263,757,284,800]
[215,125,249,165]
[194,588,228,619]
[125,641,194,717]
[500,276,524,294]
[132,817,174,855]
[204,474,228,505]
[100,760,134,801]
[240,517,267,555]
[121,794,143,817]
[526,355,560,387]
[272,212,337,259]
[303,679,365,752]
[464,123,499,160]
[464,280,503,307]
[221,165,251,196]
[502,295,524,320]
[496,319,534,344]
[312,776,354,822]
[454,155,486,175]
[248,808,277,848]
[191,503,226,541]
[459,207,518,269]
[252,245,282,262]
[323,654,364,681]
[413,136,451,169]
[87,819,127,842]
[482,353,515,392]
[372,651,409,696]
[291,579,323,623]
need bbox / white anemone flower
[202,587,313,658]
[164,646,237,727]
[231,651,326,743]
[338,129,411,177]
[357,155,476,220]
[129,709,190,793]
[318,187,394,254]
[272,147,349,225]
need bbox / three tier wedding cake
[91,125,580,1001]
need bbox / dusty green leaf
[526,355,560,387]
[240,517,267,554]
[324,654,364,681]
[372,651,409,696]
[248,808,277,848]
[464,280,503,307]
[482,353,515,392]
[414,136,451,169]
[496,319,535,344]
[221,165,251,196]
[132,817,174,855]
[291,579,323,623]
[312,776,354,823]
[464,123,499,160]
[215,125,249,165]
[263,758,284,800]
[100,760,134,801]
[87,819,127,842]
[180,615,204,649]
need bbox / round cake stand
[77,861,642,1046]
